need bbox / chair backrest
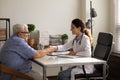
[0,62,1,76]
[93,32,113,72]
[0,62,34,80]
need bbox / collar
[74,33,83,42]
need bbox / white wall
[0,0,111,44]
[0,0,84,40]
[86,0,111,46]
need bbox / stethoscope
[72,33,83,46]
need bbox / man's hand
[46,46,58,54]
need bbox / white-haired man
[0,24,55,80]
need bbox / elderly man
[0,24,55,80]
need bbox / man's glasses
[20,32,30,36]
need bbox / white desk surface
[34,55,106,67]
[33,55,107,80]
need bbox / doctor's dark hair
[72,18,85,33]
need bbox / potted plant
[61,34,68,44]
[27,24,36,48]
[27,24,36,32]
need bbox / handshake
[46,46,76,56]
[45,46,58,54]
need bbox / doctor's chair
[75,32,113,80]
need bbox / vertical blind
[115,0,120,52]
[116,0,120,25]
[115,27,120,52]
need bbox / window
[115,0,120,52]
[116,0,120,25]
[115,27,120,52]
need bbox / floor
[48,76,57,80]
[47,76,89,80]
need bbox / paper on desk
[49,51,69,56]
[57,54,81,58]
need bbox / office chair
[0,62,34,80]
[75,32,113,80]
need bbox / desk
[32,55,106,80]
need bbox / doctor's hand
[47,46,58,54]
[68,49,76,56]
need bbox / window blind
[115,0,120,52]
[115,27,120,52]
[116,0,120,25]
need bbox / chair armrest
[0,64,34,80]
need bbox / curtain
[115,27,120,52]
[114,0,120,53]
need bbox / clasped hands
[45,46,76,56]
[45,46,57,54]
[68,49,76,56]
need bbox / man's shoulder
[11,35,25,43]
[4,35,26,47]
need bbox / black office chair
[75,32,113,80]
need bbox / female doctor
[54,18,94,80]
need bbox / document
[57,54,80,58]
[48,51,81,58]
[48,51,69,56]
